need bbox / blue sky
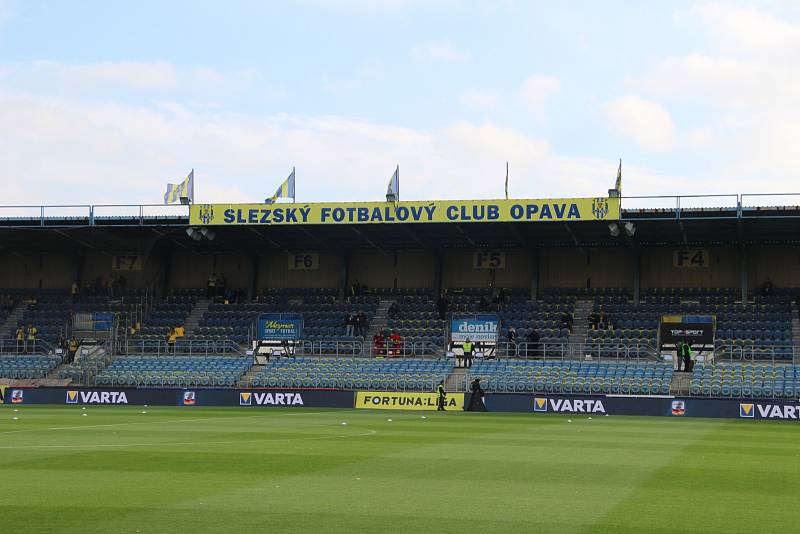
[1,0,799,207]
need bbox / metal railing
[286,339,445,359]
[712,343,797,364]
[261,340,660,361]
[486,341,660,361]
[0,338,55,355]
[619,193,800,221]
[0,203,189,227]
[119,338,246,356]
[1,194,800,228]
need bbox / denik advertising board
[450,315,499,343]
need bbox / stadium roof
[1,197,799,253]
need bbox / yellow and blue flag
[266,168,296,204]
[164,170,194,204]
[386,165,399,202]
[615,159,622,194]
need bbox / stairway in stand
[184,298,212,335]
[365,299,394,345]
[568,298,593,346]
[445,366,468,392]
[0,304,27,340]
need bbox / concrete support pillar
[740,248,748,302]
[248,253,259,300]
[530,248,539,300]
[160,251,172,299]
[632,248,641,306]
[338,251,350,302]
[432,249,444,298]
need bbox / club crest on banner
[591,197,610,219]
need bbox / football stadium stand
[1,194,800,402]
[249,357,451,390]
[470,359,673,395]
[0,354,62,379]
[689,362,800,398]
[95,356,252,387]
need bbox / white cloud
[0,79,636,204]
[0,60,251,99]
[519,75,560,115]
[412,40,471,63]
[457,88,499,109]
[603,95,677,151]
[687,3,800,61]
[623,3,800,179]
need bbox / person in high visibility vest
[462,338,474,369]
[68,337,79,363]
[681,342,694,373]
[26,324,37,354]
[15,326,24,353]
[436,380,447,411]
[167,327,177,354]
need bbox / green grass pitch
[0,405,797,533]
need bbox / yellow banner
[355,391,464,411]
[190,197,619,226]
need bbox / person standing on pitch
[467,377,487,411]
[436,380,447,411]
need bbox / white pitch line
[0,411,330,436]
[0,428,378,449]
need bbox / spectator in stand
[436,293,449,320]
[354,310,365,337]
[344,312,355,337]
[174,324,185,338]
[167,327,177,354]
[373,331,386,357]
[351,279,362,298]
[598,310,608,330]
[526,329,541,358]
[498,288,508,309]
[507,325,517,355]
[389,329,402,357]
[71,281,80,303]
[478,295,489,312]
[387,301,400,320]
[507,325,517,343]
[206,273,218,299]
[218,273,228,299]
[117,274,127,296]
[762,279,773,296]
[26,324,37,353]
[15,325,25,353]
[588,310,600,330]
[68,336,79,363]
[560,310,573,333]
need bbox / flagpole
[293,166,296,203]
[505,162,509,200]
